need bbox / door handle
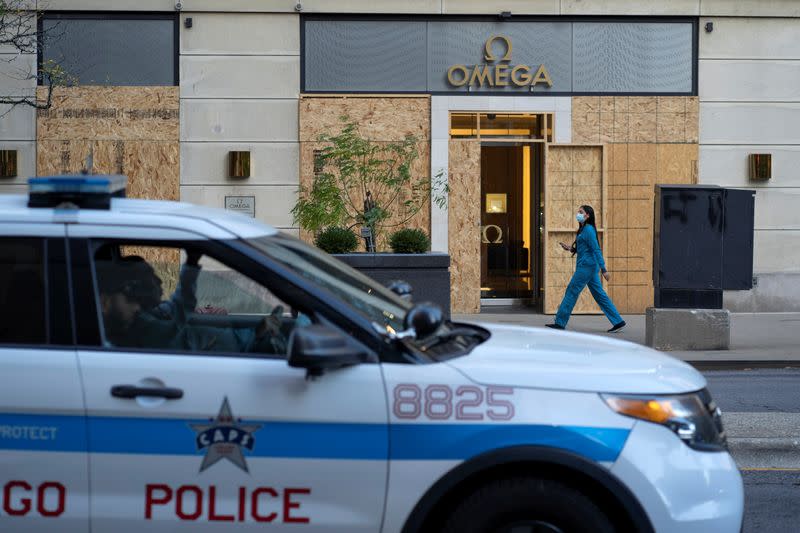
[111,385,183,400]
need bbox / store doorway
[449,112,551,310]
[480,143,544,308]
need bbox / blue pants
[555,266,623,328]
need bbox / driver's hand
[256,306,284,339]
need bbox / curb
[728,437,800,452]
[728,438,800,469]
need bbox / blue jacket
[575,224,606,272]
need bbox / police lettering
[1,481,66,517]
[145,484,311,523]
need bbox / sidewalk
[452,311,800,363]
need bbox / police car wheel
[442,477,615,533]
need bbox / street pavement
[705,369,800,533]
[452,311,800,531]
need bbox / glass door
[479,143,542,302]
[449,112,547,307]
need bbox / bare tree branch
[0,0,69,111]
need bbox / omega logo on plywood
[447,35,553,89]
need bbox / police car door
[0,227,89,532]
[68,228,388,533]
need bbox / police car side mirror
[403,302,444,339]
[287,324,368,378]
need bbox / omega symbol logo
[484,35,513,62]
[482,225,504,244]
[447,35,552,89]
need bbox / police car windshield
[247,234,411,334]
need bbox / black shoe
[545,323,565,330]
[607,321,626,333]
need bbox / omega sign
[447,35,553,89]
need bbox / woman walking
[546,205,626,333]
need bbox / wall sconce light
[184,17,193,29]
[229,151,250,179]
[749,153,771,181]
[705,22,714,33]
[0,150,18,178]
[486,193,507,213]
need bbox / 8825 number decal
[392,384,515,421]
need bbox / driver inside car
[96,256,287,354]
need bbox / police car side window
[0,238,47,345]
[92,244,304,357]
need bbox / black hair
[95,259,162,310]
[571,204,600,256]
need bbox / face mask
[576,213,586,223]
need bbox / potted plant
[292,117,450,315]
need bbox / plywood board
[544,145,605,314]
[448,139,481,315]
[657,113,686,143]
[37,86,179,141]
[571,111,600,144]
[599,112,614,144]
[600,98,615,114]
[657,144,698,184]
[627,144,657,172]
[629,113,658,143]
[299,96,430,142]
[36,86,180,203]
[629,97,657,114]
[613,112,630,143]
[568,94,698,314]
[36,140,179,201]
[657,96,686,114]
[573,97,601,114]
[614,96,630,114]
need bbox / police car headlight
[602,390,726,452]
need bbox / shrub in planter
[315,227,358,254]
[389,228,430,254]
[292,117,448,252]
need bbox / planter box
[333,253,451,318]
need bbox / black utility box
[654,185,755,309]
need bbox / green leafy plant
[389,228,430,254]
[314,226,359,254]
[292,117,448,250]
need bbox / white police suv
[0,176,742,532]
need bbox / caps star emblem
[189,397,262,473]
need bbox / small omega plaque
[224,195,255,218]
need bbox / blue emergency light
[28,175,127,209]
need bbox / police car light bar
[28,175,127,209]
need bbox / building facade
[1,0,798,314]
